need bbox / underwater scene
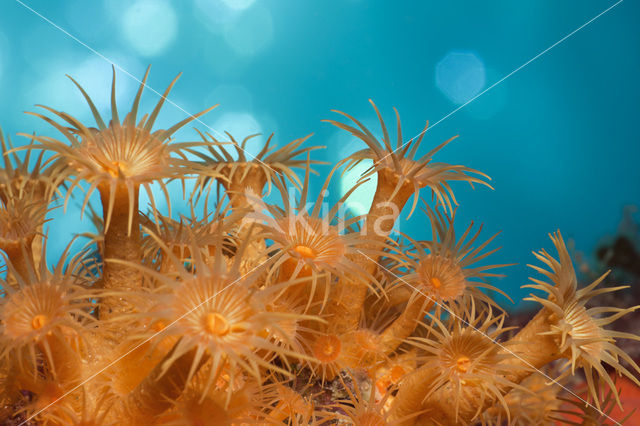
[0,0,639,424]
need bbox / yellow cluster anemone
[0,246,95,375]
[394,204,511,313]
[400,308,526,424]
[0,188,49,260]
[325,99,491,219]
[190,130,324,208]
[524,231,640,409]
[25,66,216,233]
[253,168,391,308]
[140,201,242,270]
[119,232,315,407]
[0,68,638,425]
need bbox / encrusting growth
[0,68,638,425]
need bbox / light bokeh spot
[29,56,139,120]
[222,0,256,11]
[466,68,508,119]
[335,132,377,217]
[194,0,244,30]
[339,160,376,217]
[224,6,273,56]
[436,50,486,105]
[121,0,178,57]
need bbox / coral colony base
[0,67,638,426]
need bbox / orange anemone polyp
[103,160,125,178]
[31,314,48,330]
[151,320,166,333]
[313,334,341,363]
[280,245,318,280]
[293,244,317,259]
[418,255,466,301]
[390,365,406,382]
[430,277,442,289]
[204,312,231,336]
[455,356,471,374]
[376,364,408,394]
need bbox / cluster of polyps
[0,68,638,425]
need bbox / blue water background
[0,0,638,310]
